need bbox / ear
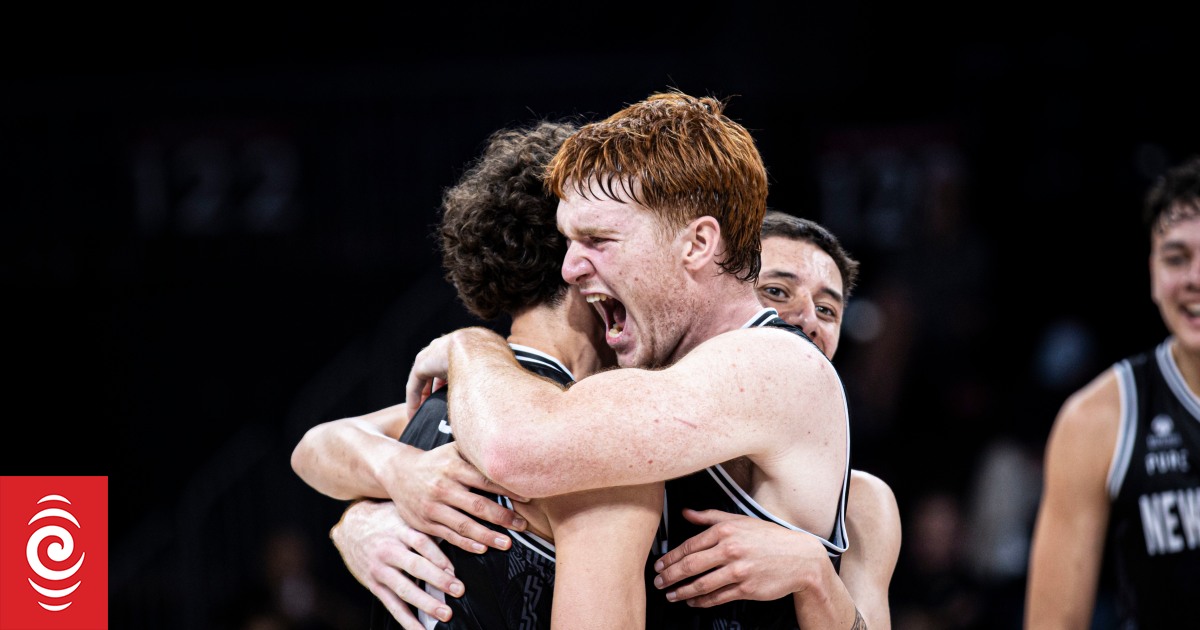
[680,215,721,271]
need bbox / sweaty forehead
[1153,210,1200,249]
[758,238,844,297]
[762,238,843,284]
[556,188,656,237]
[556,196,619,236]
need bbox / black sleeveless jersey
[392,346,573,453]
[657,309,851,629]
[372,345,574,630]
[1105,338,1200,628]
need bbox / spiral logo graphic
[26,494,86,612]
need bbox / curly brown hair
[545,90,768,281]
[439,120,578,320]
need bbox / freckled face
[1151,212,1200,354]
[558,187,690,368]
[757,236,845,359]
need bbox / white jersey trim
[724,310,851,557]
[741,307,779,329]
[498,495,557,563]
[1108,359,1138,499]
[1156,337,1200,422]
[707,463,849,556]
[418,586,445,629]
[1105,337,1200,499]
[509,343,576,382]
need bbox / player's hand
[653,508,831,607]
[405,334,455,420]
[331,499,463,629]
[382,441,529,554]
[404,327,509,420]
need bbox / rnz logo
[26,494,86,612]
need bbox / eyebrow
[558,222,617,240]
[759,269,845,305]
[1155,241,1195,257]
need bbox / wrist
[332,498,376,540]
[792,560,859,630]
[791,560,834,600]
[373,441,422,496]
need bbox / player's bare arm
[543,482,664,630]
[839,471,901,630]
[292,403,412,500]
[291,403,527,553]
[1025,369,1120,630]
[413,325,845,518]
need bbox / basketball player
[402,90,853,628]
[652,210,900,629]
[294,119,662,629]
[1025,155,1200,628]
[296,103,897,627]
[302,211,900,629]
[299,210,900,629]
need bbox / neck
[666,275,765,365]
[507,293,612,380]
[1170,337,1200,398]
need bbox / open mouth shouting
[586,293,627,342]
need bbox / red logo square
[0,476,108,630]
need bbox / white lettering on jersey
[1139,487,1200,555]
[1146,449,1191,475]
[438,418,453,435]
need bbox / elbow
[290,428,355,502]
[289,434,324,492]
[290,432,314,481]
[471,434,558,499]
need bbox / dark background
[3,4,1197,629]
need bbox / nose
[785,294,819,341]
[1188,257,1200,288]
[562,240,593,285]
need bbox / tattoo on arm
[851,608,867,630]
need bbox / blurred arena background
[3,4,1197,628]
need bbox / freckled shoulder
[738,325,832,369]
[687,326,841,403]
